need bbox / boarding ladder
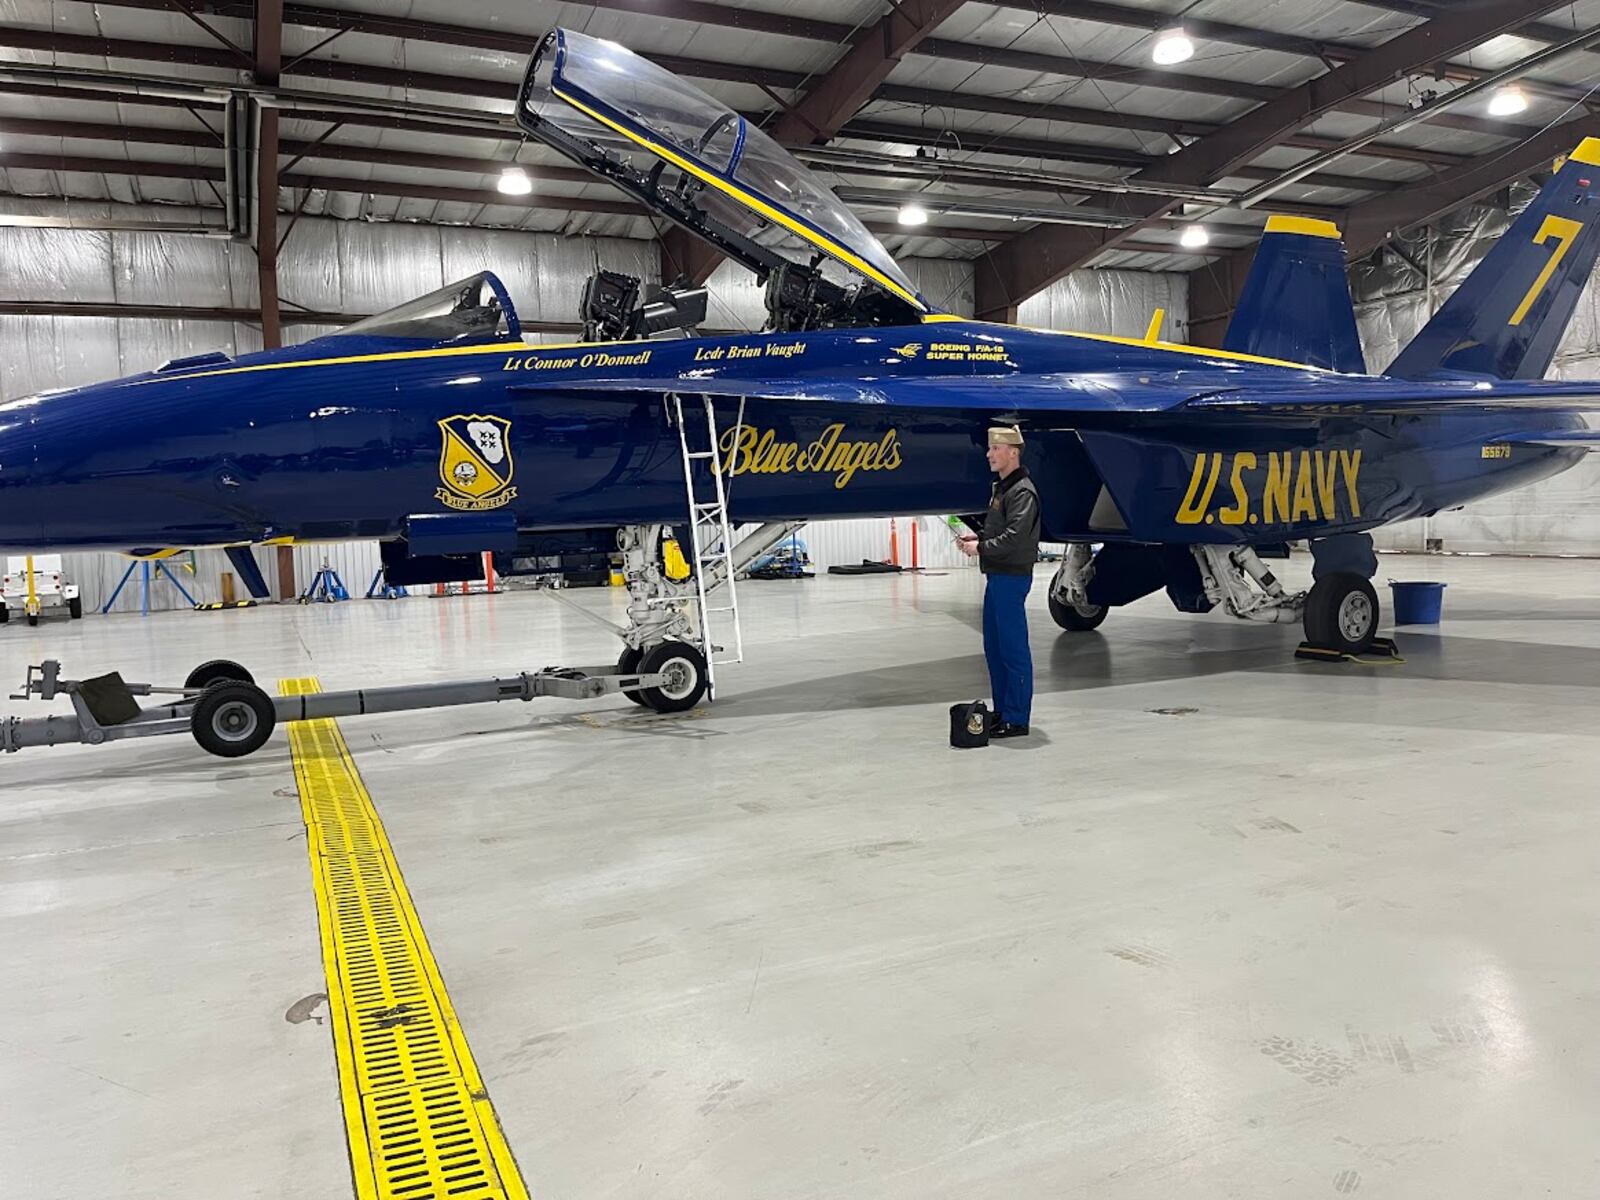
[670,393,747,697]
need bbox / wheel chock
[1295,636,1403,665]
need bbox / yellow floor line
[282,677,529,1200]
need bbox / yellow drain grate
[282,678,529,1200]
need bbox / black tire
[636,641,709,713]
[1048,590,1108,631]
[26,612,38,626]
[190,680,276,758]
[0,604,8,624]
[616,647,649,707]
[1303,573,1379,654]
[185,659,255,690]
[67,596,83,619]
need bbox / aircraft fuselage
[0,320,1586,552]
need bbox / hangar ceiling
[1,0,1598,336]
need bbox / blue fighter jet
[2,27,1597,710]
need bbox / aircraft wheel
[26,612,38,627]
[0,605,9,624]
[68,596,83,619]
[616,647,649,707]
[636,641,708,713]
[1303,573,1379,654]
[185,659,255,690]
[190,680,277,758]
[1048,591,1108,631]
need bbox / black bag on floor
[949,700,991,749]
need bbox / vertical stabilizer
[1388,137,1600,380]
[1223,216,1366,373]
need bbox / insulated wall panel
[1019,268,1190,342]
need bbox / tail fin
[1388,138,1600,380]
[1223,216,1366,373]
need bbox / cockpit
[302,33,935,355]
[335,273,517,344]
[516,28,931,333]
[300,268,708,351]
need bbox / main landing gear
[1302,573,1380,655]
[1046,537,1382,655]
[1194,542,1380,654]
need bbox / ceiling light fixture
[497,166,533,196]
[1152,27,1194,66]
[897,203,929,226]
[1487,85,1528,117]
[1179,224,1210,249]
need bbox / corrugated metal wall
[0,205,660,391]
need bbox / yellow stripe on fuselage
[979,321,1327,372]
[129,338,631,385]
[127,317,1323,387]
[924,314,1322,370]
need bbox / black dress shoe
[990,721,1029,739]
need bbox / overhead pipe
[1236,22,1600,210]
[0,61,1328,239]
[0,62,1299,212]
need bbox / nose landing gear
[614,638,709,712]
[633,641,709,713]
[545,520,802,713]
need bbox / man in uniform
[958,425,1041,738]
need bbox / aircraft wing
[519,371,1235,416]
[525,368,1600,419]
[1505,429,1600,450]
[1184,376,1600,415]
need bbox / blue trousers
[982,572,1034,726]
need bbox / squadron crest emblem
[436,414,517,511]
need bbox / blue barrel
[1389,580,1446,624]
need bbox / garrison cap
[987,424,1024,447]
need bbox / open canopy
[325,272,519,345]
[520,28,927,313]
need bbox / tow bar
[3,656,681,758]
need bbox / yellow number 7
[1509,215,1582,326]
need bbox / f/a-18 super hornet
[3,27,1598,715]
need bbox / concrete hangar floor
[2,553,1596,1199]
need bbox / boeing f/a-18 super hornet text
[4,28,1600,752]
